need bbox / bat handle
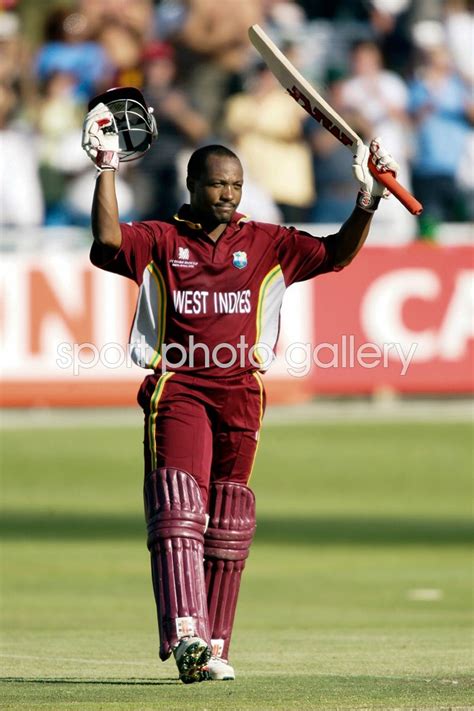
[368,162,423,216]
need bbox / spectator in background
[79,0,154,42]
[444,0,474,86]
[308,73,373,223]
[157,0,263,128]
[35,7,113,102]
[341,41,411,171]
[36,70,85,224]
[133,41,210,220]
[33,6,153,225]
[340,40,416,237]
[263,0,307,35]
[0,10,38,125]
[366,0,414,76]
[0,11,23,85]
[408,43,474,238]
[444,0,474,219]
[0,83,44,226]
[224,62,315,222]
[97,20,145,89]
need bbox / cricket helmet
[88,86,158,162]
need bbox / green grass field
[1,413,473,710]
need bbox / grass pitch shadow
[1,511,472,545]
[0,677,177,686]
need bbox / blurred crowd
[0,0,473,240]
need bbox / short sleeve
[90,222,157,284]
[274,226,341,286]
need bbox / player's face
[189,156,243,224]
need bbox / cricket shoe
[173,636,211,684]
[208,656,235,681]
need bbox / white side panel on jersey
[129,265,164,369]
[255,269,286,369]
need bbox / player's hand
[82,103,120,172]
[353,137,400,212]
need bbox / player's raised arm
[91,172,122,251]
[332,138,400,268]
[82,103,122,250]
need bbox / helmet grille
[107,97,157,162]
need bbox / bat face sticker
[287,85,355,148]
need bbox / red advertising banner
[0,244,472,406]
[310,245,473,394]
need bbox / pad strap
[204,482,256,660]
[144,468,210,660]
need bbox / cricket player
[82,98,398,683]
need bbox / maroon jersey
[90,206,341,376]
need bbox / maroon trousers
[139,370,264,661]
[138,370,266,505]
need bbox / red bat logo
[287,85,354,148]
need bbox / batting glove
[353,137,400,212]
[82,103,120,172]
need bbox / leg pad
[204,482,256,660]
[145,467,210,660]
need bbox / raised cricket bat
[248,25,423,215]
